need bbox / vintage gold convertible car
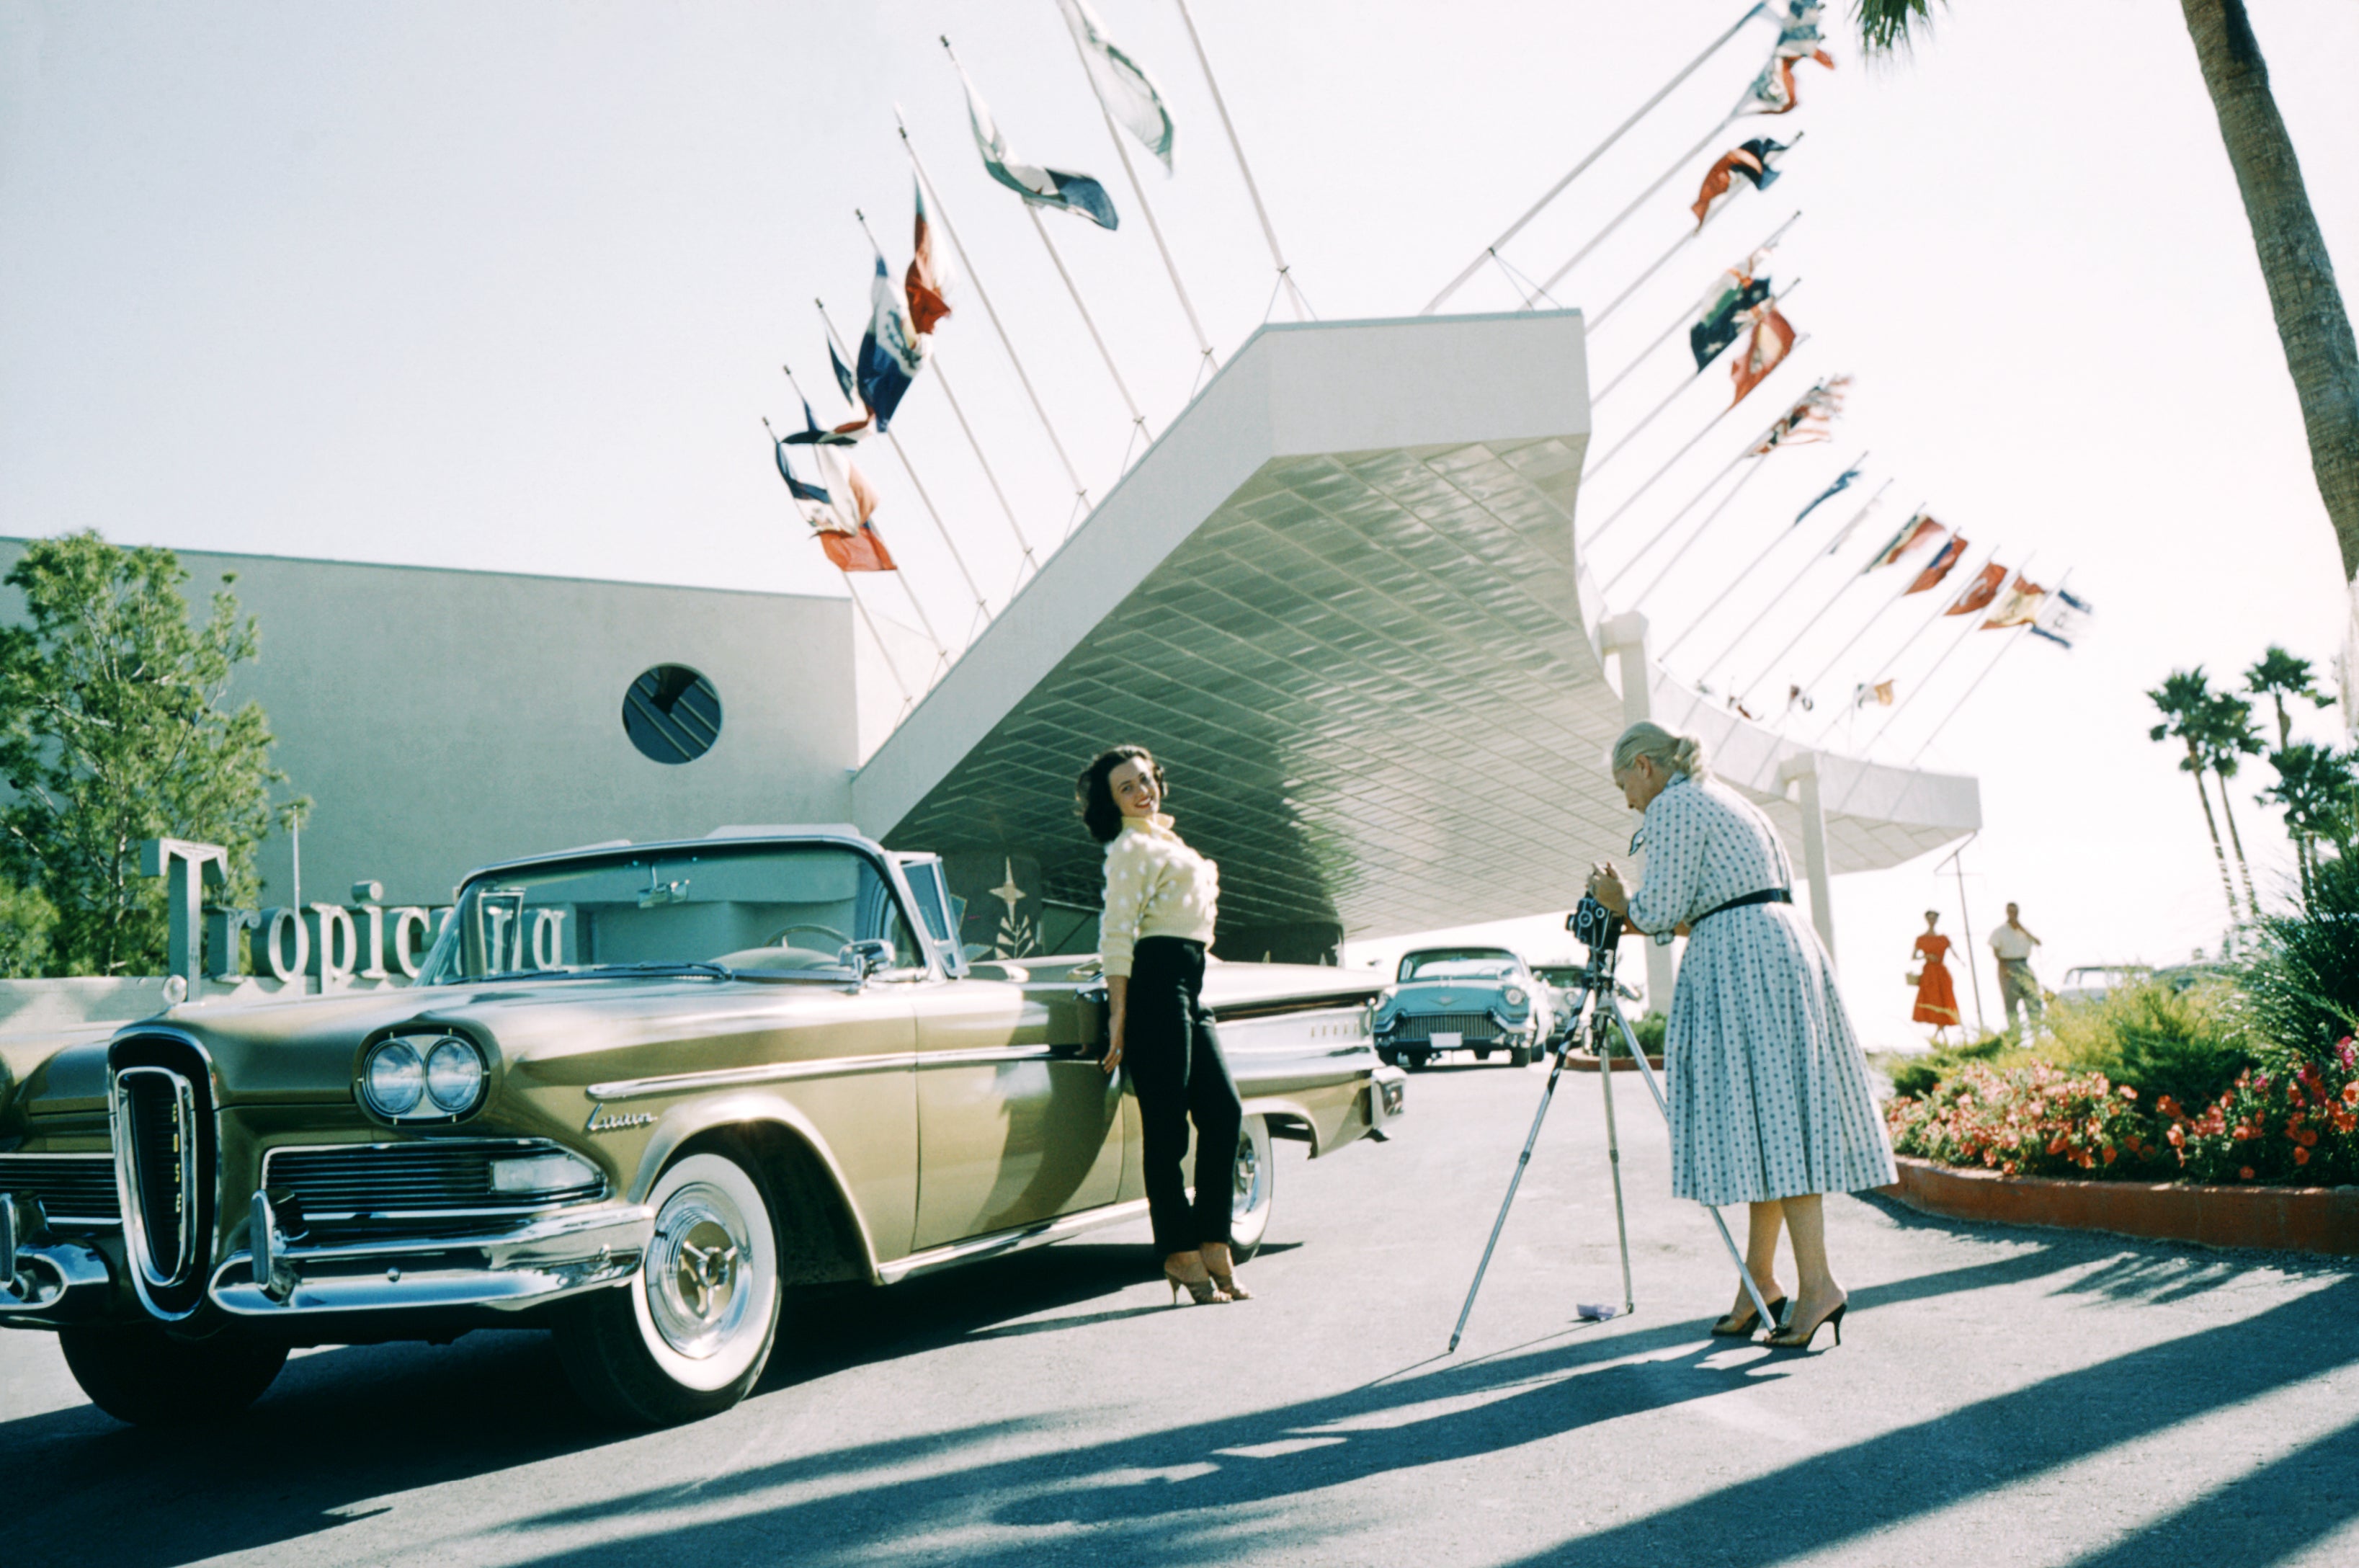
[0,829,1402,1426]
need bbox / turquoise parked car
[1373,947,1554,1070]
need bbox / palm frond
[1854,0,1942,54]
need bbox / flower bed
[1885,1037,2359,1188]
[1882,1157,2359,1257]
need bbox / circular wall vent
[623,665,722,765]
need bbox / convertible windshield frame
[416,835,937,987]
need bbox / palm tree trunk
[2177,1,2359,587]
[2184,741,2239,921]
[2212,767,2260,917]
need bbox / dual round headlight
[362,1035,487,1119]
[1503,985,1528,1008]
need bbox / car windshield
[1399,951,1520,982]
[419,842,922,984]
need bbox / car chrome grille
[0,1154,122,1226]
[1387,1012,1498,1042]
[117,1066,197,1286]
[262,1139,604,1223]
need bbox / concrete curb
[1881,1154,2359,1257]
[1564,1051,1666,1074]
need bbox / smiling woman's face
[1108,756,1162,820]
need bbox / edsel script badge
[584,1102,657,1134]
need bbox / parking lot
[6,1059,2358,1568]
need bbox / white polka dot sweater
[1097,813,1220,979]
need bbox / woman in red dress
[1911,911,1961,1043]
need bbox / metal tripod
[1448,922,1780,1352]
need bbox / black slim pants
[1125,935,1242,1254]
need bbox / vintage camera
[1566,895,1624,954]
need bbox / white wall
[0,540,863,909]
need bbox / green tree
[2149,668,2242,923]
[2244,645,2335,749]
[1859,3,2359,656]
[0,533,289,976]
[2198,688,2265,914]
[0,874,56,978]
[2259,740,2359,902]
[2245,645,2339,888]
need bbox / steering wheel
[765,922,851,953]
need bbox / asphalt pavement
[6,1059,2358,1568]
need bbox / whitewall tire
[557,1149,782,1426]
[1228,1115,1275,1262]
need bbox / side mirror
[840,939,898,979]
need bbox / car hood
[4,976,876,1121]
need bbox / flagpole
[1062,17,1216,373]
[1738,496,1925,699]
[1023,205,1153,454]
[1172,0,1313,319]
[1807,545,2010,746]
[1585,279,1803,478]
[1421,3,1770,315]
[1905,571,2073,765]
[1694,478,1890,674]
[812,306,996,638]
[852,209,1040,579]
[1658,451,1868,662]
[1584,361,1819,551]
[1595,303,1695,406]
[1610,451,1774,604]
[1592,207,1799,333]
[782,364,955,672]
[1852,554,2043,757]
[896,109,1092,514]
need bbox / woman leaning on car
[1076,744,1248,1306]
[1584,721,1896,1352]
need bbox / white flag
[1055,0,1176,173]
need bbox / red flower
[2102,1144,2119,1165]
[2239,1167,2257,1181]
[2118,1085,2138,1101]
[2298,1130,2319,1148]
[2342,1082,2358,1107]
[2294,1146,2311,1166]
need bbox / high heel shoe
[1200,1248,1253,1301]
[1164,1260,1230,1306]
[1767,1301,1845,1350]
[1710,1295,1787,1337]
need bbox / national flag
[2030,587,2093,648]
[1730,300,1797,404]
[955,58,1120,229]
[768,413,831,505]
[1944,561,2008,616]
[855,252,927,434]
[806,440,897,573]
[906,179,953,336]
[1904,535,1968,594]
[829,340,860,409]
[781,389,867,447]
[1853,679,1895,708]
[1751,376,1848,454]
[1056,0,1175,173]
[1794,458,1863,526]
[1982,576,2049,630]
[1690,138,1790,228]
[1865,512,1942,571]
[1741,1,1835,116]
[1690,250,1775,371]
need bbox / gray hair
[1611,721,1705,779]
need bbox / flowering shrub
[1887,1035,2359,1187]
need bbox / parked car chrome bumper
[0,1238,115,1326]
[208,1201,654,1318]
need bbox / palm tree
[1860,4,2359,675]
[2246,645,2337,885]
[2149,669,2242,922]
[2260,741,2359,901]
[2199,690,2265,914]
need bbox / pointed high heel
[1164,1260,1230,1306]
[1200,1250,1252,1302]
[1711,1295,1787,1337]
[1767,1301,1845,1350]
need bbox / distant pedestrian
[1586,721,1894,1353]
[1991,903,2043,1036]
[1910,911,1961,1043]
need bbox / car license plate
[1432,1031,1462,1050]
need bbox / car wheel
[1473,1046,1493,1061]
[1405,1048,1432,1072]
[1375,1046,1399,1067]
[557,1149,782,1427]
[1228,1114,1275,1262]
[58,1325,287,1427]
[1510,1044,1534,1067]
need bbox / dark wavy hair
[1076,745,1165,844]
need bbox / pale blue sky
[4,1,2354,1043]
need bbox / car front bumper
[208,1201,654,1318]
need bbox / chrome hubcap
[1233,1133,1262,1218]
[647,1183,753,1359]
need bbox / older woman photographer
[1584,722,1895,1351]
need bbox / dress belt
[1694,887,1793,924]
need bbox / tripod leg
[1448,993,1585,1353]
[1605,1000,1779,1335]
[1593,1007,1636,1316]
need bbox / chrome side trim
[914,1046,1060,1069]
[875,1198,1151,1286]
[587,1052,922,1101]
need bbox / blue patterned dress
[1626,772,1897,1205]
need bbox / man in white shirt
[1990,904,2042,1036]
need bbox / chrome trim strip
[586,1052,922,1101]
[876,1198,1152,1285]
[914,1046,1061,1069]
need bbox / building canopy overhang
[852,312,1977,948]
